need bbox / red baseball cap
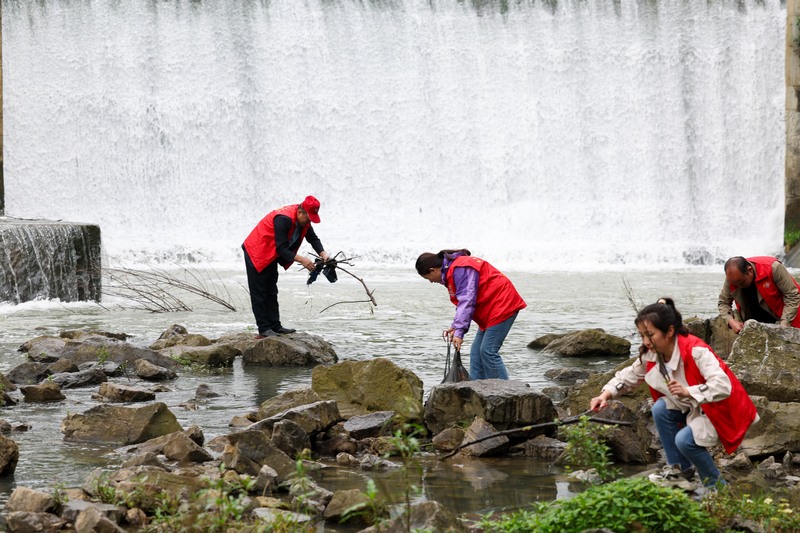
[301,195,321,223]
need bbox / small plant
[93,474,118,504]
[795,16,800,51]
[340,478,388,526]
[287,458,319,515]
[385,421,426,532]
[559,415,620,483]
[785,228,800,249]
[97,346,111,364]
[479,477,716,532]
[196,465,255,532]
[51,483,69,511]
[703,486,800,532]
[143,491,183,532]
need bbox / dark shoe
[255,330,279,339]
[274,327,296,334]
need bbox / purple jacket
[441,252,479,338]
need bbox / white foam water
[2,0,786,268]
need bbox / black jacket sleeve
[273,215,324,266]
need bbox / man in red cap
[242,196,329,338]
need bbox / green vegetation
[96,346,111,364]
[795,17,800,50]
[340,478,388,526]
[386,421,426,532]
[559,415,620,483]
[785,227,800,249]
[195,467,256,532]
[703,486,800,533]
[479,477,716,533]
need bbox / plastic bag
[441,344,470,383]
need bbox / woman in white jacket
[589,298,758,488]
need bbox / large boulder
[253,400,342,436]
[155,344,239,367]
[424,380,556,435]
[727,321,800,402]
[739,396,800,456]
[61,402,182,444]
[257,387,321,421]
[241,332,337,366]
[58,335,180,370]
[222,430,296,482]
[0,435,19,477]
[312,358,423,420]
[560,356,651,416]
[18,335,67,363]
[542,329,631,358]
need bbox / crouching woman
[589,298,758,487]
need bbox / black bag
[441,343,470,383]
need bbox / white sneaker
[648,465,700,491]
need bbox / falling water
[1,0,787,269]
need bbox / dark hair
[415,249,471,276]
[724,256,749,274]
[635,297,689,336]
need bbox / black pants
[243,246,281,335]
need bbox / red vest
[730,256,800,327]
[243,204,309,272]
[647,334,757,454]
[445,256,527,330]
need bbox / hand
[667,379,689,399]
[452,336,463,351]
[727,318,744,334]
[590,392,611,411]
[320,251,330,262]
[299,257,315,271]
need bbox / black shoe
[255,330,279,339]
[274,327,296,334]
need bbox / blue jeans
[469,312,517,380]
[651,398,724,487]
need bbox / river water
[0,265,730,517]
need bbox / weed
[340,478,388,526]
[703,486,800,532]
[385,421,426,532]
[479,477,715,532]
[97,346,111,364]
[785,228,800,249]
[559,415,620,483]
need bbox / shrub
[481,477,717,533]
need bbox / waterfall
[0,219,101,303]
[1,0,787,269]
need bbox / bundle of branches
[305,252,377,314]
[103,264,237,313]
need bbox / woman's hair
[415,249,471,276]
[635,297,689,357]
[635,297,689,336]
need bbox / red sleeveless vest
[243,204,309,272]
[445,256,526,330]
[647,334,756,454]
[731,256,800,327]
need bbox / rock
[157,344,239,367]
[727,321,800,402]
[518,435,568,461]
[257,387,321,421]
[97,383,156,403]
[739,397,800,457]
[133,359,177,381]
[20,381,66,403]
[50,367,107,389]
[458,417,509,457]
[4,511,65,532]
[315,434,358,457]
[543,329,631,358]
[589,401,652,463]
[544,368,595,384]
[241,332,337,366]
[359,500,467,533]
[149,325,211,350]
[18,335,67,362]
[6,361,51,385]
[528,332,571,350]
[424,379,556,435]
[45,358,80,374]
[222,430,296,482]
[60,500,124,524]
[5,487,56,513]
[312,358,423,421]
[323,488,372,523]
[74,502,126,532]
[61,402,182,444]
[58,335,179,370]
[343,411,396,440]
[252,400,342,436]
[194,383,221,399]
[161,432,214,464]
[432,427,465,452]
[271,419,311,459]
